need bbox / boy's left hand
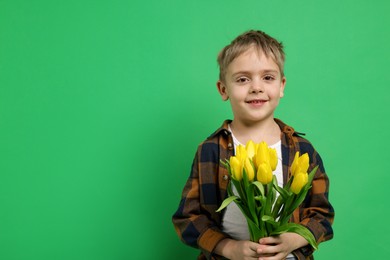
[256,232,309,260]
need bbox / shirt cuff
[198,228,230,258]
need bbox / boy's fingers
[258,245,278,254]
[250,242,264,254]
[250,243,259,251]
[259,236,280,245]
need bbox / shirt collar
[208,118,302,139]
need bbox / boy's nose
[250,80,264,93]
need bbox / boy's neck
[230,118,281,145]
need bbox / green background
[1,0,389,259]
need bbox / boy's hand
[256,232,309,260]
[215,238,263,260]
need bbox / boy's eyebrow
[231,69,279,77]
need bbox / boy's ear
[217,80,229,101]
[279,77,286,98]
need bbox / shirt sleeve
[172,145,230,259]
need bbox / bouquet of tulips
[216,141,318,249]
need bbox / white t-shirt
[222,125,296,259]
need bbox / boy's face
[217,47,286,126]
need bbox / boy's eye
[236,77,249,83]
[263,75,275,81]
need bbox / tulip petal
[236,144,247,162]
[298,153,310,173]
[268,148,278,171]
[230,156,243,181]
[290,152,300,176]
[254,141,269,168]
[246,140,256,159]
[244,157,255,181]
[290,172,308,194]
[257,163,273,184]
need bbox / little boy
[172,30,334,260]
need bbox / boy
[172,30,334,260]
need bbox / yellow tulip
[291,152,310,176]
[254,143,259,156]
[268,148,278,171]
[253,141,270,168]
[256,162,273,184]
[246,140,256,159]
[290,152,299,176]
[244,157,255,181]
[230,156,243,181]
[298,153,310,173]
[290,172,308,194]
[236,144,248,162]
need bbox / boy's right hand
[215,238,266,260]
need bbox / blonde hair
[217,30,285,81]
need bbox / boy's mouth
[246,99,267,104]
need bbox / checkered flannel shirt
[172,119,334,260]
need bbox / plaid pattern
[172,119,334,260]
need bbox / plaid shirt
[172,119,334,260]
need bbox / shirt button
[223,175,228,181]
[228,143,232,148]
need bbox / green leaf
[264,183,274,215]
[308,166,318,184]
[242,168,250,188]
[216,195,239,212]
[289,190,308,213]
[270,223,318,250]
[252,181,265,196]
[261,215,279,228]
[231,178,246,202]
[262,215,274,221]
[219,159,229,169]
[235,199,252,222]
[256,196,266,205]
[271,195,283,219]
[272,175,289,199]
[245,183,258,225]
[246,217,265,242]
[284,173,294,190]
[279,193,295,225]
[227,180,234,197]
